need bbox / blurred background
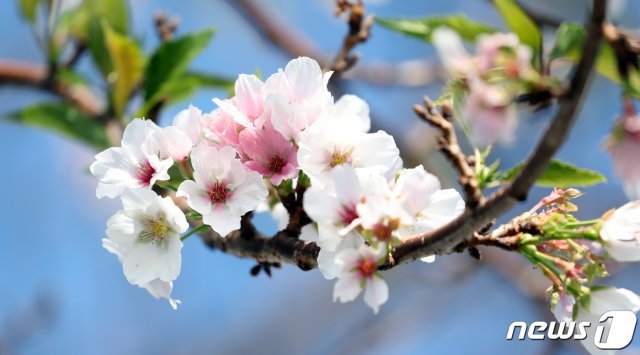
[1,0,640,354]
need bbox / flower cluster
[91,57,464,311]
[432,28,545,146]
[509,189,640,353]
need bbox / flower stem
[181,224,208,241]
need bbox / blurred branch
[0,60,103,118]
[225,0,439,87]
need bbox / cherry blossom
[333,244,389,314]
[605,104,640,199]
[90,119,173,199]
[177,144,268,236]
[104,188,188,285]
[265,57,334,140]
[463,79,518,147]
[297,119,401,186]
[475,32,532,77]
[303,165,365,251]
[239,122,298,185]
[600,200,640,262]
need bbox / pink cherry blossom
[239,122,298,185]
[606,104,640,199]
[265,57,334,141]
[213,74,268,128]
[463,79,517,147]
[200,108,243,149]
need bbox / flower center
[208,182,228,203]
[339,204,359,226]
[358,258,377,278]
[329,148,353,168]
[136,160,156,186]
[139,218,169,243]
[268,155,285,173]
[371,218,401,242]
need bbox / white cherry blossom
[303,165,365,251]
[177,144,268,236]
[333,244,389,314]
[297,119,401,186]
[105,189,188,286]
[90,119,173,199]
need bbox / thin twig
[328,1,374,75]
[413,98,483,207]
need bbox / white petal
[284,57,324,100]
[227,171,268,215]
[161,126,192,161]
[303,186,342,225]
[421,255,436,263]
[363,276,389,314]
[106,211,142,247]
[203,207,241,237]
[122,234,183,285]
[173,104,202,145]
[352,131,401,177]
[140,279,181,310]
[333,272,362,303]
[177,180,212,215]
[333,94,371,132]
[589,288,640,315]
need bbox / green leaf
[18,0,40,22]
[493,0,542,55]
[137,71,233,117]
[68,0,130,77]
[84,0,128,34]
[376,15,496,42]
[550,22,640,98]
[4,102,109,149]
[501,159,607,188]
[104,23,144,118]
[143,29,215,102]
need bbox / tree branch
[187,0,606,273]
[328,1,374,76]
[0,60,103,118]
[385,0,606,268]
[224,0,439,87]
[196,217,320,271]
[413,99,482,207]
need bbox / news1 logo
[506,311,638,350]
